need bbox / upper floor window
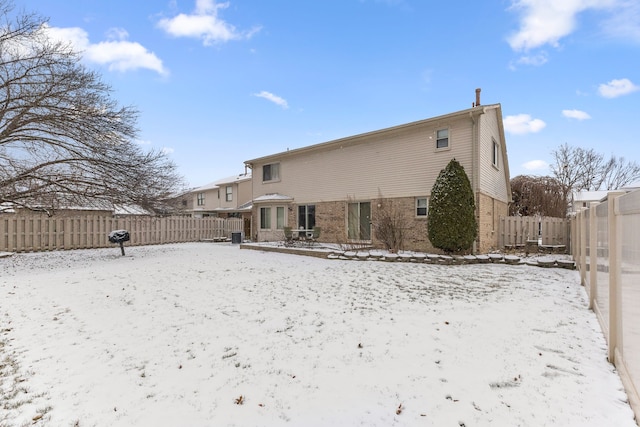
[263,163,280,182]
[492,139,499,168]
[436,128,449,149]
[226,185,233,202]
[197,193,205,206]
[416,197,428,217]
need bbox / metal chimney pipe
[475,88,481,106]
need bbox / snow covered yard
[0,243,637,427]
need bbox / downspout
[469,107,487,253]
[245,162,255,241]
[469,111,478,254]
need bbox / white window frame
[492,139,499,168]
[197,193,205,206]
[416,197,428,217]
[260,207,272,230]
[276,206,285,229]
[262,163,280,182]
[436,128,449,150]
[225,185,233,202]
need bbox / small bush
[373,199,407,253]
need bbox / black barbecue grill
[108,229,130,256]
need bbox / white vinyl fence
[0,214,244,253]
[572,190,640,420]
[499,216,570,250]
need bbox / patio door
[298,205,316,230]
[347,201,371,241]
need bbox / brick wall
[476,192,508,253]
[254,193,508,254]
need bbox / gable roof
[244,104,504,166]
[192,173,252,192]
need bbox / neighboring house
[570,190,609,215]
[570,187,639,215]
[155,190,195,216]
[190,173,253,221]
[244,93,512,253]
[0,196,153,216]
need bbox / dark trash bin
[231,232,242,244]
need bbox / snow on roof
[572,190,609,203]
[237,200,253,210]
[213,173,251,185]
[253,193,293,202]
[192,173,252,192]
[113,204,153,216]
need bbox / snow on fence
[572,189,640,420]
[499,216,570,249]
[0,214,243,253]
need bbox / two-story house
[190,173,253,221]
[244,93,511,253]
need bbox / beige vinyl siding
[478,108,510,203]
[196,188,220,210]
[219,185,235,209]
[254,117,475,203]
[237,179,252,207]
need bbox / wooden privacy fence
[499,216,570,249]
[0,214,244,253]
[572,190,640,420]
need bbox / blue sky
[18,0,640,188]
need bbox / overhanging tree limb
[0,0,183,213]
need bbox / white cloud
[523,160,549,171]
[157,0,261,46]
[43,25,91,50]
[42,25,168,76]
[253,91,289,109]
[598,78,639,98]
[507,0,615,51]
[161,147,175,155]
[562,109,591,120]
[503,114,547,134]
[515,52,548,67]
[600,0,640,43]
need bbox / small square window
[416,198,428,217]
[436,129,449,149]
[263,163,280,182]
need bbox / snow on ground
[0,242,637,427]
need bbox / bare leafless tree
[0,0,183,214]
[551,143,640,200]
[509,175,566,217]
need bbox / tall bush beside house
[427,159,477,253]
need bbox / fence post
[608,191,625,363]
[578,208,587,287]
[571,216,581,262]
[588,202,598,309]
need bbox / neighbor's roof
[572,190,609,203]
[192,173,252,192]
